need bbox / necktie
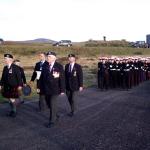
[69,64,72,72]
[40,61,43,66]
[49,64,52,72]
[40,62,43,70]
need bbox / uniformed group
[98,57,150,90]
[0,52,83,128]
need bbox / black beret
[46,51,56,56]
[4,54,13,59]
[68,54,75,58]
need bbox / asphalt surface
[0,81,150,150]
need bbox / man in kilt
[0,54,22,117]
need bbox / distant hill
[17,38,57,44]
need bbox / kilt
[2,85,19,98]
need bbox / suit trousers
[45,95,58,123]
[66,90,78,113]
[39,94,47,110]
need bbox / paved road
[0,81,150,150]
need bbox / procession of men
[0,52,83,128]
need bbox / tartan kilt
[2,85,19,98]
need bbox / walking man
[65,54,83,117]
[30,52,48,111]
[38,51,65,128]
[0,54,22,117]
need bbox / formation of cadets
[98,56,150,90]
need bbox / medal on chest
[52,68,60,78]
[73,71,77,77]
[9,68,12,74]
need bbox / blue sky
[0,0,150,42]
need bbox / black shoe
[7,111,17,118]
[37,107,47,112]
[45,122,55,128]
[11,112,17,118]
[68,112,74,117]
[6,111,13,117]
[20,100,24,104]
[36,108,42,112]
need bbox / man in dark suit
[38,51,65,128]
[65,54,83,117]
[0,54,22,117]
[30,52,48,111]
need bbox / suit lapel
[72,63,76,73]
[67,64,71,73]
[51,62,57,73]
[8,64,13,74]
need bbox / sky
[0,0,150,42]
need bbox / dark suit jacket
[18,66,26,85]
[31,61,48,82]
[31,61,48,91]
[39,61,65,95]
[65,63,83,91]
[0,64,22,87]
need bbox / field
[0,42,150,102]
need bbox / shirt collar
[70,62,75,66]
[50,61,55,68]
[41,60,45,64]
[7,63,12,69]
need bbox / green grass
[1,43,150,57]
[0,42,150,103]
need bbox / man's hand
[23,84,27,87]
[60,92,65,95]
[29,81,34,86]
[79,87,83,92]
[18,86,22,91]
[37,89,40,93]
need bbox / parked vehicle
[130,41,147,48]
[53,40,72,47]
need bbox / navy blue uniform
[65,63,83,115]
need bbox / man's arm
[30,63,38,82]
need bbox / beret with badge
[46,51,56,56]
[68,54,75,58]
[4,54,13,59]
